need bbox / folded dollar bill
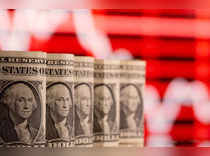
[120,60,146,147]
[0,51,46,147]
[46,53,74,148]
[0,51,146,148]
[74,56,94,147]
[94,59,120,147]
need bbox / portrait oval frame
[46,81,74,141]
[0,80,42,144]
[74,82,93,137]
[120,83,143,130]
[94,83,117,133]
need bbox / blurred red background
[1,9,210,146]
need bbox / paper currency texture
[46,53,74,148]
[74,56,94,147]
[94,59,120,147]
[119,60,146,147]
[0,51,46,147]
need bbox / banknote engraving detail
[74,83,93,145]
[0,51,46,147]
[74,56,94,147]
[0,51,146,148]
[0,81,42,145]
[75,83,92,136]
[120,60,146,147]
[120,84,143,136]
[94,84,117,135]
[46,82,74,142]
[94,59,120,147]
[46,53,74,148]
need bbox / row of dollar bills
[0,51,146,147]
